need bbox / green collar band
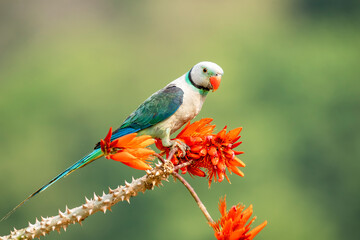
[185,69,209,96]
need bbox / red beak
[209,75,221,92]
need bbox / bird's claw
[171,139,189,157]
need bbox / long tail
[1,149,103,222]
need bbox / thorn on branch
[1,161,174,240]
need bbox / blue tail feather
[111,127,138,141]
[2,126,140,222]
[0,149,103,222]
[94,127,138,149]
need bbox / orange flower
[156,119,245,186]
[177,118,216,138]
[209,196,267,240]
[202,126,245,185]
[100,127,155,170]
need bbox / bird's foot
[170,139,189,157]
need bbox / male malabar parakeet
[2,61,224,221]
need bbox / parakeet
[1,61,224,221]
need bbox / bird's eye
[203,68,207,73]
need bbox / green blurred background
[0,0,359,239]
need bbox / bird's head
[188,61,224,92]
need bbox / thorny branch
[1,150,213,240]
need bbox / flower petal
[231,157,246,168]
[112,133,137,148]
[245,221,268,240]
[177,118,214,138]
[190,145,204,153]
[229,166,245,177]
[233,150,245,155]
[110,151,137,163]
[219,196,227,216]
[137,138,156,148]
[155,139,166,151]
[110,151,152,170]
[121,159,152,170]
[226,127,242,141]
[100,139,106,153]
[216,127,227,141]
[211,197,267,240]
[231,141,242,149]
[229,228,246,240]
[104,127,113,143]
[188,167,206,177]
[127,135,154,148]
[208,146,218,156]
[177,121,191,137]
[126,148,155,159]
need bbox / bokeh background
[0,0,359,239]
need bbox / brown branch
[1,148,212,240]
[154,153,165,164]
[0,161,174,240]
[155,152,194,171]
[174,160,194,171]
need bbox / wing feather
[94,84,183,148]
